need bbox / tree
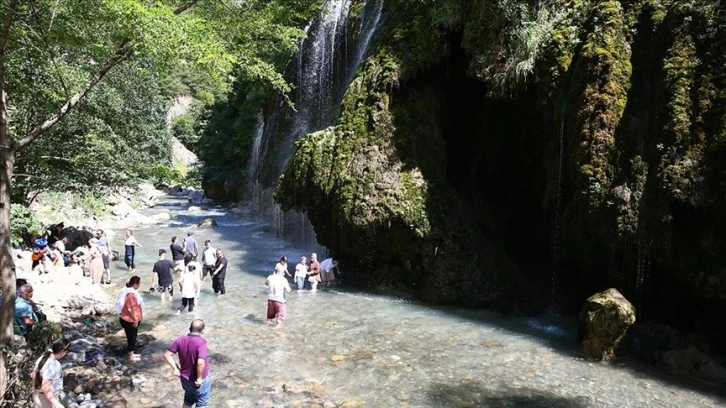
[0,0,310,398]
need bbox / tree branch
[12,39,133,152]
[0,0,18,53]
[174,0,200,15]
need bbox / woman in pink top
[117,276,144,362]
[88,238,104,284]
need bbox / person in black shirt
[170,236,186,274]
[151,249,175,302]
[211,249,228,295]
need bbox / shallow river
[100,197,724,407]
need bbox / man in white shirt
[265,266,291,326]
[201,240,217,280]
[320,257,341,287]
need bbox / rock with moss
[576,288,636,360]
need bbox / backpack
[32,237,48,249]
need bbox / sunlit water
[99,197,724,407]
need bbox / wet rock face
[576,288,636,360]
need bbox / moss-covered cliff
[273,0,725,343]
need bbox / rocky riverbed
[10,183,205,408]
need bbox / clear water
[104,198,725,407]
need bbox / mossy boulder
[576,288,636,360]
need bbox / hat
[187,231,194,236]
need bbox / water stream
[102,197,724,407]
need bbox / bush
[10,204,42,247]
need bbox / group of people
[264,253,341,326]
[285,252,341,292]
[150,233,228,311]
[28,225,138,287]
[28,228,345,408]
[33,315,211,408]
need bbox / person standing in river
[170,235,186,274]
[123,229,142,273]
[176,264,200,315]
[274,256,291,280]
[163,319,211,408]
[211,248,227,295]
[201,240,216,281]
[150,249,175,303]
[265,263,291,325]
[307,252,321,292]
[183,231,199,265]
[294,255,308,291]
[320,257,341,287]
[116,276,144,362]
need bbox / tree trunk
[0,145,15,400]
[0,0,18,398]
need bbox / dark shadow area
[149,196,725,404]
[244,313,266,324]
[428,380,591,407]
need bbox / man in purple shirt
[163,319,211,408]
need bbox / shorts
[203,264,214,278]
[321,270,335,282]
[158,285,174,297]
[181,376,211,408]
[173,260,185,273]
[266,300,287,321]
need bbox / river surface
[100,197,724,407]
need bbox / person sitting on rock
[14,284,39,339]
[31,247,49,275]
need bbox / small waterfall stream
[550,118,565,315]
[246,0,384,252]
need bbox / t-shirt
[153,259,174,286]
[274,262,288,275]
[214,256,228,275]
[14,298,37,333]
[184,236,198,256]
[120,292,143,323]
[170,243,185,261]
[34,356,63,393]
[294,263,307,279]
[97,236,110,250]
[320,258,337,273]
[179,271,200,298]
[202,247,216,266]
[124,236,138,247]
[167,334,209,382]
[266,274,290,303]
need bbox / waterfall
[246,0,385,250]
[550,118,565,315]
[246,112,264,214]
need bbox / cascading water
[550,118,565,315]
[246,112,264,214]
[246,0,385,250]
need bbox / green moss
[276,50,432,238]
[567,0,632,205]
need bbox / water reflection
[101,197,726,407]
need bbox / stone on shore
[576,288,636,360]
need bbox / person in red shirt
[307,252,321,292]
[116,276,145,362]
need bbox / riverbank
[9,183,195,408]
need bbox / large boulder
[576,288,636,360]
[197,218,217,227]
